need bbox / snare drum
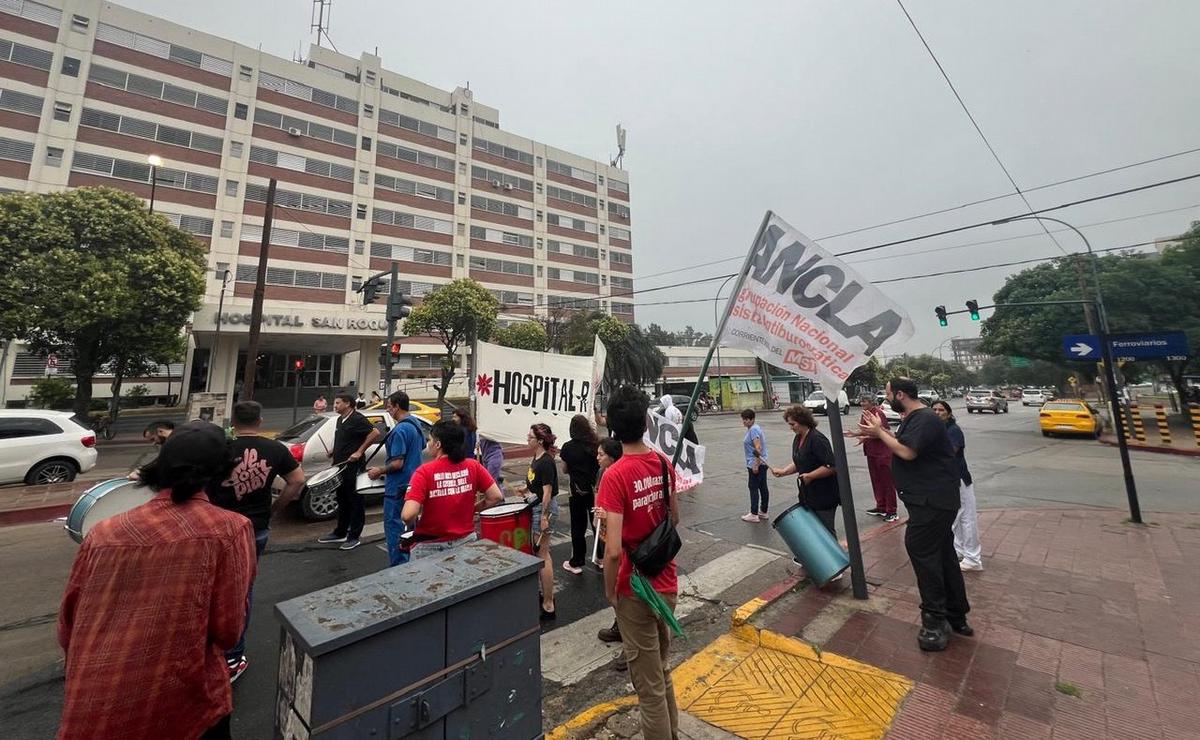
[305,464,344,497]
[65,478,155,544]
[355,469,386,497]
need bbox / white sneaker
[562,561,583,575]
[758,512,770,522]
[960,561,983,571]
[740,513,760,522]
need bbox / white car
[0,410,98,485]
[917,390,940,405]
[1022,389,1047,406]
[275,411,431,521]
[803,390,850,415]
[881,405,902,423]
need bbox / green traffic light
[966,299,980,321]
[939,318,948,327]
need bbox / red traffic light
[293,358,305,372]
[389,342,402,358]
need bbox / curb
[0,502,73,528]
[1099,437,1200,457]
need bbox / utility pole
[241,178,276,402]
[206,268,231,393]
[383,262,398,393]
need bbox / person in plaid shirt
[57,422,256,740]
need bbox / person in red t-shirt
[403,419,503,560]
[597,385,679,739]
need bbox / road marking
[541,545,781,686]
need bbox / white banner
[644,409,706,492]
[720,212,914,399]
[473,341,598,445]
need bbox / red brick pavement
[757,508,1200,739]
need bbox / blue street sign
[1062,332,1190,362]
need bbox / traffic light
[293,358,305,373]
[966,299,980,321]
[387,293,413,322]
[378,342,402,365]
[389,341,402,360]
[361,276,383,305]
[935,305,948,327]
[378,343,389,366]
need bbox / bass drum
[356,469,386,497]
[65,478,155,544]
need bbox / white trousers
[952,480,982,567]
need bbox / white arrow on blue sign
[1062,331,1189,362]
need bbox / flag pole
[672,211,773,468]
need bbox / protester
[402,419,503,559]
[932,401,982,572]
[560,414,602,575]
[317,393,380,550]
[740,409,770,522]
[312,394,328,414]
[355,392,367,409]
[367,391,426,566]
[659,393,698,444]
[517,423,561,620]
[477,435,505,484]
[127,420,174,480]
[208,401,304,682]
[771,406,840,539]
[598,385,679,738]
[371,391,382,405]
[859,395,898,522]
[58,421,255,740]
[860,378,971,652]
[452,407,479,460]
[595,437,625,668]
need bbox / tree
[603,323,665,389]
[104,331,186,420]
[28,376,74,409]
[491,321,548,352]
[847,356,884,393]
[644,322,675,346]
[402,279,500,408]
[0,188,205,416]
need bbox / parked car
[275,411,431,520]
[917,389,940,405]
[1041,387,1058,401]
[965,389,1009,414]
[803,390,850,415]
[1021,389,1047,406]
[653,394,699,423]
[1039,400,1102,438]
[0,410,98,485]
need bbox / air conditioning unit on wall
[287,127,302,137]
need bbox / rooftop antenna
[611,123,627,168]
[311,0,339,52]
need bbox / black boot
[597,619,621,643]
[948,618,974,637]
[917,612,951,652]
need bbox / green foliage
[402,279,500,406]
[881,354,976,390]
[28,376,74,409]
[590,315,630,346]
[491,321,548,352]
[0,188,205,416]
[604,323,665,389]
[124,384,150,399]
[847,356,884,391]
[643,322,711,347]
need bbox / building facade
[951,337,987,371]
[0,0,634,408]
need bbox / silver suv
[965,389,1009,414]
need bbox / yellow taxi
[365,397,442,424]
[1038,400,1102,438]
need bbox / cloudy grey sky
[126,0,1200,355]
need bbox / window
[610,226,631,241]
[470,195,533,221]
[52,101,71,122]
[377,109,457,143]
[354,239,365,255]
[363,104,374,119]
[0,40,53,71]
[235,263,347,291]
[361,136,372,151]
[473,138,534,166]
[95,23,233,77]
[0,417,62,439]
[535,182,543,194]
[370,242,452,266]
[234,103,248,120]
[457,192,466,205]
[470,226,533,248]
[609,178,629,194]
[79,108,224,154]
[87,64,228,115]
[459,133,468,145]
[71,14,89,31]
[0,88,43,116]
[546,212,597,234]
[471,166,534,193]
[239,65,253,81]
[546,240,598,260]
[356,204,367,219]
[358,169,368,185]
[546,185,597,209]
[241,225,349,254]
[257,71,357,114]
[546,159,596,183]
[468,255,533,276]
[223,180,238,197]
[598,175,605,185]
[253,108,357,147]
[45,146,63,167]
[536,265,544,278]
[373,173,455,203]
[456,254,464,267]
[536,156,543,168]
[365,70,376,85]
[372,206,454,234]
[244,184,352,217]
[456,222,465,236]
[458,161,467,175]
[220,220,233,238]
[215,262,230,276]
[230,141,243,158]
[608,201,631,220]
[377,140,454,172]
[71,152,217,193]
[248,146,354,182]
[610,251,633,266]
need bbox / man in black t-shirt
[317,392,380,550]
[210,401,305,681]
[860,377,971,652]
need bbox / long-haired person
[452,407,478,460]
[517,423,561,620]
[932,401,981,572]
[560,414,601,575]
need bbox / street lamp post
[712,274,739,410]
[992,214,1141,523]
[147,154,163,213]
[206,268,231,393]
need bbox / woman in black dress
[559,414,601,575]
[517,423,560,620]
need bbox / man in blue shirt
[367,391,427,565]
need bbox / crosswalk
[540,545,781,686]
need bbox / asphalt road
[1,404,1195,737]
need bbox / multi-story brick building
[0,0,633,407]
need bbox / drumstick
[590,509,602,564]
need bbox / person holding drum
[58,421,255,740]
[517,423,561,621]
[316,393,380,551]
[127,420,174,480]
[367,391,427,567]
[402,419,503,560]
[771,406,843,581]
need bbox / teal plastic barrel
[772,503,850,586]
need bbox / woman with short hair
[771,406,841,538]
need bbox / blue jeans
[384,494,410,566]
[747,466,770,515]
[226,528,269,664]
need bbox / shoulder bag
[628,454,681,578]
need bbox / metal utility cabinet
[275,540,543,739]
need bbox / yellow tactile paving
[677,627,913,739]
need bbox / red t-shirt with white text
[597,450,678,597]
[405,457,495,542]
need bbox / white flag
[474,341,596,445]
[720,212,914,399]
[591,334,607,401]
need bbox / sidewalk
[751,507,1200,738]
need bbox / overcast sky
[126,0,1200,355]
